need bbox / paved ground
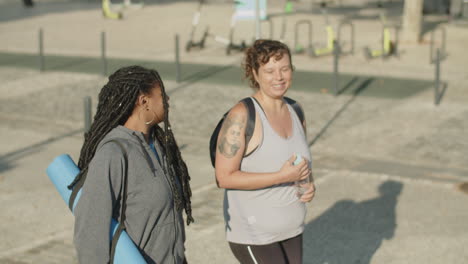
[1,0,468,263]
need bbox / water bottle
[293,154,310,197]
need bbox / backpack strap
[251,96,305,128]
[107,139,129,264]
[243,96,305,149]
[209,97,256,167]
[284,96,305,126]
[69,170,86,211]
[240,97,256,150]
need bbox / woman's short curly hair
[242,39,294,89]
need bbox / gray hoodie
[73,126,186,264]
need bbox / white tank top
[223,97,312,245]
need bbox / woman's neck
[254,91,285,112]
[124,116,151,142]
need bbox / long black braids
[150,72,194,225]
[68,65,193,225]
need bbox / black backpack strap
[284,96,305,125]
[240,97,256,150]
[69,170,86,211]
[106,139,129,264]
[210,97,256,167]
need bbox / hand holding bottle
[278,154,309,183]
[293,154,310,196]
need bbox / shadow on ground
[303,180,403,264]
[0,128,83,174]
[0,51,433,100]
[308,77,372,147]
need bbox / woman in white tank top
[215,39,316,264]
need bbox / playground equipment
[364,10,399,59]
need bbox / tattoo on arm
[218,114,245,158]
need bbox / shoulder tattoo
[218,114,245,158]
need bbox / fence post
[84,96,92,134]
[38,28,45,72]
[101,31,107,76]
[434,48,441,105]
[430,27,446,64]
[333,40,340,96]
[175,34,181,83]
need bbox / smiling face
[253,54,293,99]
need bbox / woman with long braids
[72,65,193,264]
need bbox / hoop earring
[139,108,156,125]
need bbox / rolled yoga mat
[46,154,147,264]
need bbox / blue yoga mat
[46,154,147,264]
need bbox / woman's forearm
[216,170,286,190]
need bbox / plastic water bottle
[293,154,310,197]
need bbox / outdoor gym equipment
[364,12,399,59]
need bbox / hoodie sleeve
[73,142,125,264]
